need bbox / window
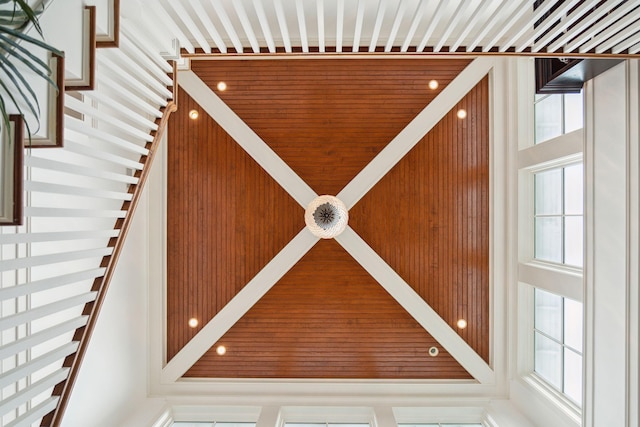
[285,424,370,427]
[534,92,583,144]
[399,424,483,427]
[534,288,583,406]
[172,423,256,427]
[534,163,583,267]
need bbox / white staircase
[0,1,175,425]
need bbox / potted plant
[0,0,63,139]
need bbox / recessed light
[428,80,439,90]
[428,346,439,357]
[457,319,468,329]
[457,109,467,119]
[188,318,198,328]
[217,81,227,91]
[188,110,199,120]
[216,345,226,355]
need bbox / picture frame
[0,115,24,225]
[27,52,65,148]
[94,0,120,48]
[64,5,96,91]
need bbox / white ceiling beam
[336,228,494,384]
[336,0,344,52]
[317,0,325,52]
[147,2,195,54]
[338,57,496,209]
[433,0,471,53]
[466,0,510,52]
[631,41,640,54]
[512,0,581,52]
[274,0,292,52]
[210,0,245,53]
[295,0,309,53]
[449,0,492,52]
[545,0,624,53]
[352,0,365,52]
[482,0,529,52]
[384,1,407,52]
[565,1,638,53]
[416,0,449,52]
[253,0,276,53]
[500,0,555,52]
[400,0,427,52]
[161,228,319,383]
[190,0,227,53]
[179,71,317,207]
[593,10,640,53]
[233,1,261,53]
[162,0,211,53]
[369,0,387,52]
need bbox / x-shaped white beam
[162,57,496,384]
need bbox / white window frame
[533,92,584,145]
[532,288,583,406]
[514,60,585,425]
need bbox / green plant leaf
[0,93,11,139]
[0,73,34,140]
[0,49,57,90]
[0,25,63,57]
[0,56,40,127]
[0,32,51,71]
[0,31,52,71]
[0,52,42,116]
[0,18,28,26]
[0,10,31,17]
[0,0,60,146]
[14,0,41,36]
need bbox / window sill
[519,374,582,425]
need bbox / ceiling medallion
[305,195,348,239]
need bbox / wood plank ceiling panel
[349,77,490,362]
[191,58,472,196]
[166,88,305,361]
[186,239,472,379]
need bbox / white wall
[583,60,640,427]
[61,158,157,427]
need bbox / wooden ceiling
[191,58,471,195]
[186,239,471,379]
[167,88,304,360]
[349,76,489,362]
[166,58,489,379]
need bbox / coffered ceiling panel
[349,76,490,362]
[191,58,471,195]
[166,88,305,361]
[186,239,472,379]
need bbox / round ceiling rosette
[304,195,349,239]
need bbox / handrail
[41,99,177,427]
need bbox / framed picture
[92,0,120,47]
[64,5,96,91]
[27,52,65,148]
[1,115,24,225]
